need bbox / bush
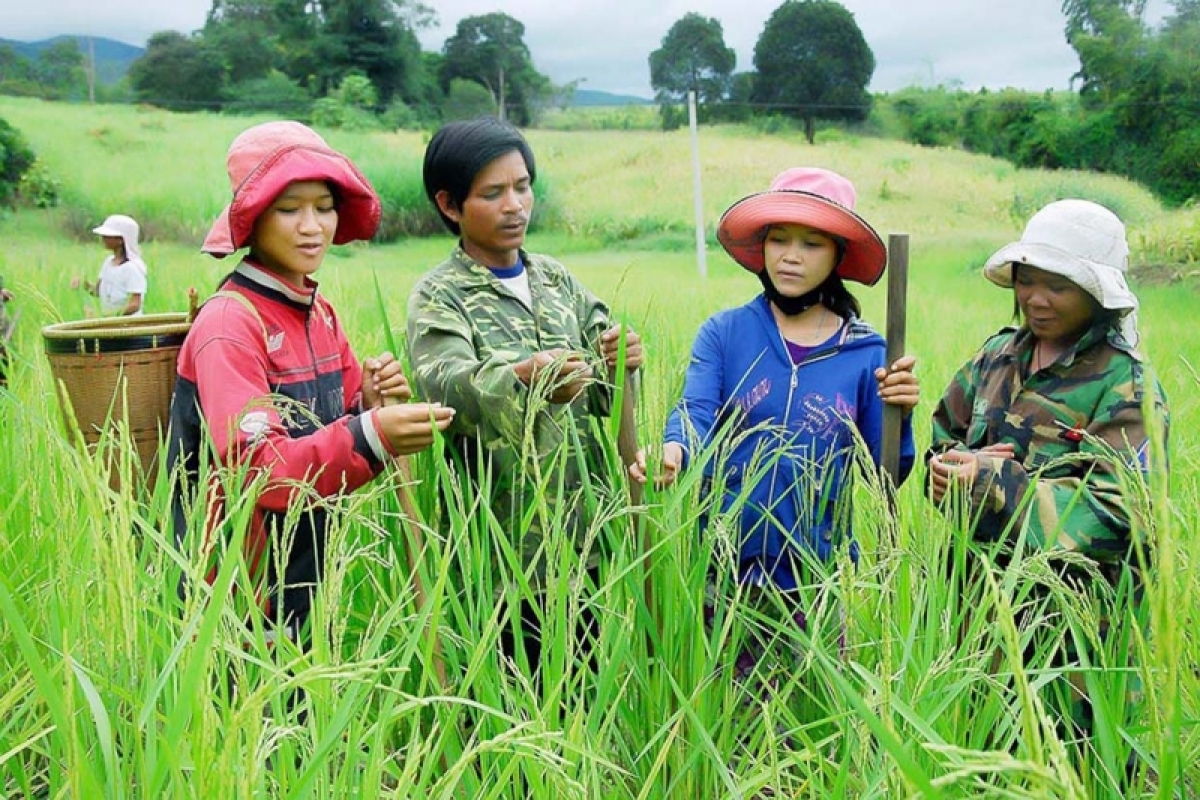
[1151,126,1200,206]
[380,98,438,131]
[16,158,59,208]
[886,87,964,148]
[659,102,685,132]
[0,116,35,207]
[335,73,378,111]
[310,97,381,132]
[223,71,313,116]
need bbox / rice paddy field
[0,96,1197,798]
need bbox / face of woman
[439,150,533,268]
[1014,264,1098,345]
[762,223,838,297]
[249,180,338,288]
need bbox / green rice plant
[1,100,1199,797]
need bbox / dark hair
[819,273,861,319]
[422,117,537,235]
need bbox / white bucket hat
[983,199,1139,346]
[92,214,142,262]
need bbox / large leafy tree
[0,45,34,86]
[128,32,225,111]
[440,12,549,124]
[315,0,424,106]
[202,0,433,108]
[751,0,875,143]
[203,0,285,86]
[1060,0,1200,202]
[1062,0,1155,106]
[35,39,87,99]
[648,13,736,107]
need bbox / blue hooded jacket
[664,294,914,589]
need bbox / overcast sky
[0,0,1173,97]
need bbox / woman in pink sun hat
[632,166,919,659]
[166,120,455,644]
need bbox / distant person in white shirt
[72,214,148,316]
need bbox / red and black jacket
[166,261,394,625]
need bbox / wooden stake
[384,399,449,690]
[615,366,654,627]
[882,233,910,486]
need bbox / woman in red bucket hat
[166,120,455,645]
[632,167,919,675]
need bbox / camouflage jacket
[929,323,1168,563]
[406,246,618,573]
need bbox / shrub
[380,98,438,131]
[336,74,377,111]
[0,116,35,207]
[310,97,381,132]
[222,71,313,117]
[16,158,59,208]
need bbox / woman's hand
[362,352,412,410]
[629,442,684,489]
[875,355,919,414]
[70,277,96,294]
[376,402,455,455]
[928,444,1016,503]
[514,349,593,404]
[601,324,643,371]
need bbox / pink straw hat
[201,120,382,257]
[716,167,886,286]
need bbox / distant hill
[0,39,651,103]
[0,36,143,84]
[571,89,653,107]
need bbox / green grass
[0,98,1197,797]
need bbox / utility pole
[86,36,96,103]
[688,90,707,279]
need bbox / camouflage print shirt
[406,246,617,573]
[929,323,1168,564]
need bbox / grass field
[0,96,1196,798]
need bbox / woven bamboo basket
[43,312,192,489]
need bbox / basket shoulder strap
[207,290,268,346]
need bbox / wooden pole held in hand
[617,369,642,508]
[615,366,654,628]
[882,233,910,486]
[384,397,449,690]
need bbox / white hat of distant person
[983,199,1140,346]
[92,214,142,262]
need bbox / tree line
[649,0,1199,204]
[0,0,1197,204]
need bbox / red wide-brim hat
[716,167,886,286]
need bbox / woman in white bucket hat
[927,199,1168,756]
[71,214,148,315]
